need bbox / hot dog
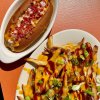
[4,0,53,52]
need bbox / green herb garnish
[64,95,71,100]
[97,86,100,92]
[80,55,85,60]
[48,97,55,100]
[57,59,64,65]
[85,60,94,67]
[69,55,73,60]
[64,96,70,100]
[71,58,79,66]
[90,60,94,66]
[82,44,86,49]
[38,80,43,84]
[45,90,50,97]
[85,89,94,96]
[85,62,89,67]
[25,96,31,100]
[52,78,62,88]
[84,50,89,58]
[45,90,55,100]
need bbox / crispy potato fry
[22,85,25,98]
[93,45,98,55]
[17,96,24,100]
[92,83,97,100]
[78,38,85,46]
[27,69,35,86]
[22,84,33,99]
[62,73,68,98]
[21,69,35,99]
[50,49,61,61]
[25,58,47,66]
[35,67,45,93]
[47,36,53,49]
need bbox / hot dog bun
[4,0,53,52]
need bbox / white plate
[0,0,59,63]
[15,29,100,100]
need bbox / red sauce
[48,61,55,72]
[40,85,45,93]
[34,94,38,100]
[58,88,63,97]
[44,67,51,75]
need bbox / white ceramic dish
[0,0,59,63]
[15,29,100,100]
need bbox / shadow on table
[0,84,4,100]
[0,53,30,71]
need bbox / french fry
[92,83,97,100]
[50,49,61,61]
[78,38,85,46]
[22,83,34,99]
[47,36,53,49]
[22,85,25,98]
[93,45,98,55]
[17,96,24,100]
[62,73,68,99]
[27,69,35,86]
[25,58,47,66]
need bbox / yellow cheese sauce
[19,38,100,100]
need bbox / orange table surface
[0,0,100,100]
